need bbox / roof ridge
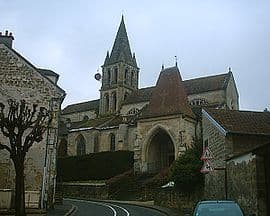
[183,72,228,82]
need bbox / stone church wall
[137,115,196,172]
[187,90,225,106]
[225,76,239,110]
[62,110,97,122]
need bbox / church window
[125,68,129,84]
[83,115,89,121]
[94,135,99,153]
[76,135,86,156]
[111,92,117,112]
[110,133,116,151]
[107,69,111,85]
[113,67,118,84]
[131,70,134,87]
[104,94,109,113]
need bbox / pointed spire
[108,16,135,66]
[103,51,110,66]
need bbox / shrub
[143,168,169,189]
[58,150,134,181]
[169,143,204,192]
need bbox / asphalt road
[66,198,167,216]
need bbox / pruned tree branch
[0,142,11,154]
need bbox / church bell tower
[99,16,139,115]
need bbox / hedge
[57,150,134,181]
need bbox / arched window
[125,68,129,84]
[113,67,118,84]
[104,94,109,113]
[76,135,86,156]
[110,134,116,151]
[94,135,99,153]
[131,71,134,87]
[58,139,67,157]
[111,92,117,112]
[107,68,111,85]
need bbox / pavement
[47,199,179,216]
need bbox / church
[60,16,239,173]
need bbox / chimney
[0,30,14,49]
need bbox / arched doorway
[147,129,175,173]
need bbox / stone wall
[227,154,258,215]
[202,111,227,198]
[62,183,108,200]
[154,188,203,216]
[0,43,65,208]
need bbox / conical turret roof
[104,16,137,67]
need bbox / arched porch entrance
[147,129,175,173]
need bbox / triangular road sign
[200,160,214,174]
[200,147,213,161]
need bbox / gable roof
[183,72,231,95]
[0,44,65,96]
[122,72,231,105]
[141,66,195,118]
[204,108,270,136]
[62,99,100,115]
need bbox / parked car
[192,200,245,216]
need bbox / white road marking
[109,203,130,216]
[65,198,130,216]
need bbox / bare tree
[0,99,51,216]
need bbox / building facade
[0,31,65,209]
[202,108,270,215]
[60,16,239,173]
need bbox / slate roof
[103,16,137,67]
[141,66,195,119]
[122,72,231,105]
[205,108,270,136]
[62,99,100,115]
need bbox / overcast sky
[1,0,269,111]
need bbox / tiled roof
[68,116,114,130]
[183,72,231,95]
[205,108,270,136]
[122,86,154,105]
[123,72,231,105]
[62,99,100,115]
[142,66,195,119]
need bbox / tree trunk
[14,158,26,216]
